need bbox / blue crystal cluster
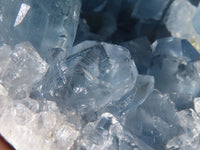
[1,0,200,150]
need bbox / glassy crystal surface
[166,109,200,150]
[148,37,200,97]
[132,0,170,20]
[32,41,138,112]
[164,0,200,50]
[101,75,154,118]
[193,4,200,38]
[74,113,154,150]
[0,0,80,62]
[125,90,182,149]
[194,97,200,114]
[169,93,193,111]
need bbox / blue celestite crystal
[75,112,154,150]
[166,109,200,150]
[193,4,200,35]
[1,0,200,149]
[125,90,182,150]
[32,41,138,112]
[148,37,200,97]
[0,0,80,62]
[101,75,154,118]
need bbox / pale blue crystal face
[0,0,80,62]
[125,90,182,150]
[148,37,200,97]
[193,7,200,35]
[132,0,170,20]
[101,75,154,118]
[32,41,138,111]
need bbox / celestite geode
[1,0,200,150]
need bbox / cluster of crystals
[1,0,200,150]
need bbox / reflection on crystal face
[14,3,31,27]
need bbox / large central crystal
[0,0,80,62]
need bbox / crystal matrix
[1,0,200,150]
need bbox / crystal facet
[32,41,138,112]
[0,0,81,62]
[148,37,200,97]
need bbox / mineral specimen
[1,0,200,150]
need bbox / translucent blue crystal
[193,6,200,35]
[125,90,182,149]
[166,109,200,150]
[0,0,80,62]
[101,75,154,118]
[148,37,200,97]
[32,41,138,112]
[75,113,154,150]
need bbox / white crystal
[194,97,200,115]
[164,0,200,50]
[166,109,200,150]
[14,3,31,27]
[0,95,79,150]
[0,42,48,99]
